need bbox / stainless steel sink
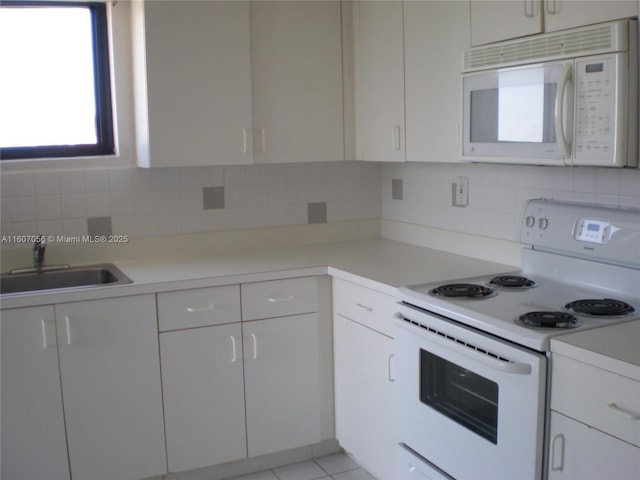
[1,263,132,294]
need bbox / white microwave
[462,20,638,167]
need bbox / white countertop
[0,238,514,309]
[551,320,640,381]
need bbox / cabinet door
[133,0,253,167]
[251,1,344,163]
[333,314,395,480]
[354,0,405,162]
[404,1,470,163]
[543,0,638,32]
[1,306,70,480]
[160,323,246,472]
[55,295,166,480]
[548,411,640,479]
[243,313,323,457]
[470,0,543,46]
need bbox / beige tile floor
[229,453,375,480]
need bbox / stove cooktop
[399,251,640,351]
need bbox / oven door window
[420,349,498,444]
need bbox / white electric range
[394,199,640,480]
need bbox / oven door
[395,303,547,480]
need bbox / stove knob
[538,217,549,230]
[525,215,536,228]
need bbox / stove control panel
[521,199,640,269]
[574,219,612,244]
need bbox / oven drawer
[551,353,640,447]
[158,285,241,332]
[241,277,317,321]
[333,278,396,338]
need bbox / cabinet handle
[267,295,295,303]
[551,433,564,471]
[64,316,72,346]
[393,125,401,151]
[607,402,640,420]
[242,128,249,154]
[523,0,535,17]
[229,336,237,363]
[260,128,267,153]
[41,319,56,349]
[545,0,558,14]
[355,303,373,312]
[387,354,395,382]
[251,333,258,359]
[185,304,215,313]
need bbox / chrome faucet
[33,236,47,271]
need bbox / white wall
[381,162,640,243]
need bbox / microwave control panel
[574,54,621,163]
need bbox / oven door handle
[394,315,533,375]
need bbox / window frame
[0,0,115,161]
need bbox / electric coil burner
[517,311,582,329]
[565,298,635,317]
[430,283,494,298]
[489,275,536,288]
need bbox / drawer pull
[185,304,215,313]
[267,295,295,303]
[607,402,640,420]
[355,303,373,312]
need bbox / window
[0,1,114,160]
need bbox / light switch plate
[452,176,469,207]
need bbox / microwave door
[462,61,574,165]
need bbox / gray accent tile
[391,178,403,200]
[307,202,327,224]
[87,216,112,236]
[203,186,225,210]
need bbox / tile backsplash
[1,162,381,239]
[2,161,639,247]
[382,163,640,242]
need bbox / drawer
[241,277,317,321]
[551,353,640,447]
[158,285,241,332]
[333,278,397,338]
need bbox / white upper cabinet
[250,1,344,163]
[353,0,406,162]
[470,0,638,46]
[132,1,253,167]
[543,0,638,32]
[404,1,470,163]
[470,0,543,46]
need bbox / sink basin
[1,263,132,294]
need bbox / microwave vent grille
[464,21,628,71]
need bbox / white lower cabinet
[1,306,70,480]
[548,411,640,480]
[2,296,166,480]
[55,295,166,480]
[549,353,640,479]
[244,313,323,457]
[160,323,247,472]
[333,278,396,480]
[159,276,331,472]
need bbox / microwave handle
[554,63,573,159]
